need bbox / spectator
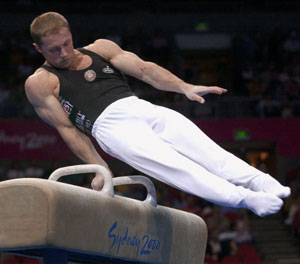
[284,178,300,226]
[220,239,242,264]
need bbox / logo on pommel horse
[108,221,161,257]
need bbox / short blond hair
[30,12,70,45]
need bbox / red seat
[237,243,262,263]
[221,255,242,264]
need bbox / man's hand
[91,168,114,191]
[185,85,227,104]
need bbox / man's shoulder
[84,39,120,61]
[25,67,58,92]
[83,39,104,53]
[84,38,108,49]
[25,68,44,89]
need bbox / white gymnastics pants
[92,96,266,208]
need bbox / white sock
[243,191,283,217]
[249,175,291,198]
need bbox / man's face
[34,27,74,69]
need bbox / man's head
[31,12,75,69]
[30,12,70,46]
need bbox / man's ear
[33,42,42,53]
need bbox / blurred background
[0,0,300,263]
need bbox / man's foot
[250,175,291,198]
[243,191,283,217]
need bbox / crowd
[157,185,263,264]
[234,28,300,118]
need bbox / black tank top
[41,48,134,135]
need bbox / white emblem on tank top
[102,65,114,74]
[84,69,97,82]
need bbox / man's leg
[149,104,290,199]
[92,98,283,216]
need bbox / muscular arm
[25,70,110,170]
[89,39,227,104]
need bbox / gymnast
[25,12,290,217]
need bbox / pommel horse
[0,165,207,263]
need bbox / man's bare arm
[25,70,110,171]
[89,39,227,104]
